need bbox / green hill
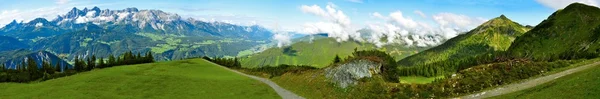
[241,37,427,68]
[0,59,279,99]
[398,15,530,67]
[508,3,600,61]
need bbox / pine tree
[145,52,154,63]
[333,55,341,63]
[42,61,54,74]
[126,51,133,65]
[74,56,83,71]
[85,56,92,71]
[26,57,39,79]
[27,57,38,73]
[0,63,5,72]
[98,57,105,68]
[136,52,142,62]
[19,60,26,72]
[234,58,241,68]
[55,61,61,72]
[90,55,97,69]
[108,54,116,67]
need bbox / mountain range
[0,7,275,64]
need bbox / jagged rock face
[325,60,381,88]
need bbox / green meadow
[0,59,279,99]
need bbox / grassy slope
[508,3,600,60]
[398,15,530,67]
[399,76,444,84]
[0,59,279,99]
[268,70,389,99]
[491,64,600,99]
[242,38,426,68]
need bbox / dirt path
[458,61,600,99]
[204,59,305,99]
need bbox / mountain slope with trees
[0,36,28,52]
[508,3,600,61]
[396,15,530,76]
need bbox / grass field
[491,64,600,99]
[0,59,280,99]
[399,76,444,84]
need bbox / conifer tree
[333,55,341,63]
[27,57,38,74]
[74,56,83,71]
[145,52,154,63]
[90,55,97,69]
[98,57,105,68]
[0,63,5,72]
[42,61,54,74]
[19,60,26,72]
[85,56,92,71]
[136,52,142,62]
[108,54,116,67]
[55,61,62,72]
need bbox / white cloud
[301,3,351,27]
[297,3,487,47]
[56,0,70,5]
[0,7,69,28]
[432,12,487,38]
[535,0,600,9]
[364,11,486,47]
[273,31,292,47]
[414,10,427,18]
[300,3,361,42]
[347,0,364,3]
[389,11,420,29]
[371,12,385,19]
[366,11,441,47]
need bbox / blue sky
[0,0,595,32]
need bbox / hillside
[0,59,279,99]
[508,3,600,60]
[398,15,530,67]
[241,36,427,68]
[0,36,28,51]
[492,63,600,99]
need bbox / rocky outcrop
[325,60,381,88]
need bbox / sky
[0,0,598,47]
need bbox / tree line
[202,56,241,68]
[202,56,316,78]
[397,51,502,77]
[0,51,155,83]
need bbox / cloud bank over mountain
[294,2,486,47]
